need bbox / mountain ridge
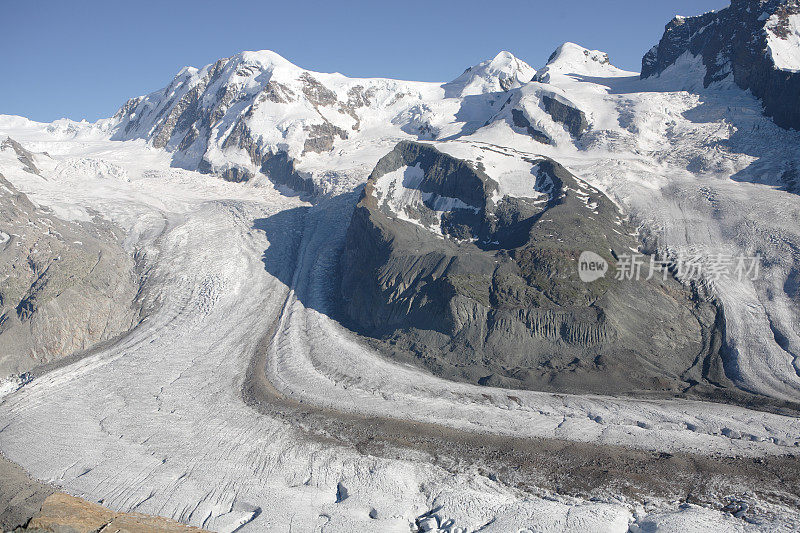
[642,0,800,129]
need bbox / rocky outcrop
[642,0,800,130]
[20,492,209,533]
[259,151,317,194]
[504,84,591,146]
[302,122,348,154]
[511,109,553,144]
[540,95,589,137]
[0,171,139,378]
[0,454,54,531]
[216,120,317,192]
[1,441,206,533]
[1,138,39,175]
[339,142,725,394]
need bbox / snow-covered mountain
[642,0,800,129]
[109,50,535,193]
[4,1,800,532]
[443,50,535,96]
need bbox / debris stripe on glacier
[1,122,797,531]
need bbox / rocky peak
[642,0,800,129]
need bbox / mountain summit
[444,51,535,96]
[537,43,625,79]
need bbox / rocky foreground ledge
[1,455,207,533]
[13,493,209,533]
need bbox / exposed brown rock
[28,493,114,533]
[24,492,208,533]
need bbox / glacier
[1,17,800,533]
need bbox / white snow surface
[2,42,800,531]
[444,51,536,96]
[766,12,800,72]
[534,42,632,83]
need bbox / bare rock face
[24,492,209,533]
[28,493,115,533]
[540,95,589,137]
[339,141,726,395]
[0,172,139,378]
[0,454,54,531]
[642,0,800,130]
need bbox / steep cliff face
[642,0,800,130]
[339,141,724,394]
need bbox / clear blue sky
[2,0,729,122]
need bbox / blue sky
[2,0,729,122]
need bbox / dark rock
[260,151,317,195]
[541,95,589,137]
[299,73,338,107]
[642,0,800,130]
[218,119,317,192]
[338,142,725,395]
[302,122,349,154]
[511,109,553,144]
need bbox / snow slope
[767,11,800,71]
